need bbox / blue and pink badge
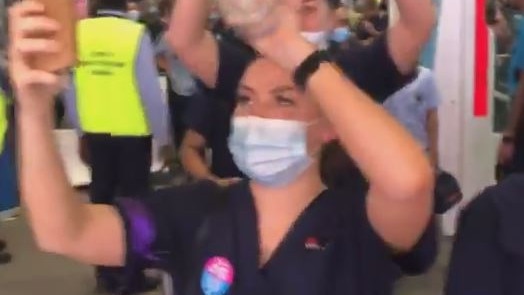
[200,256,235,295]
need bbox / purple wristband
[117,198,157,262]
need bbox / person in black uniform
[168,0,434,106]
[445,175,524,295]
[11,2,435,295]
[180,88,244,186]
[168,0,435,193]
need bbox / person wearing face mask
[60,0,167,292]
[127,0,141,21]
[11,1,435,294]
[167,0,435,195]
[167,0,435,110]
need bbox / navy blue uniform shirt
[214,33,412,105]
[445,175,524,295]
[115,180,436,295]
[183,90,243,178]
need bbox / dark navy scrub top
[116,180,436,295]
[214,33,414,106]
[445,175,524,295]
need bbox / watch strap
[293,50,331,91]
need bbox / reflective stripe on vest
[75,17,149,136]
[0,91,7,154]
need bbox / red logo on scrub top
[305,237,324,251]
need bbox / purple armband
[117,198,158,262]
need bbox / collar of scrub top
[96,9,127,18]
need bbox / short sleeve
[418,70,441,110]
[391,217,438,275]
[114,181,222,271]
[354,192,437,276]
[445,190,503,295]
[183,91,215,139]
[335,34,415,103]
[215,40,254,102]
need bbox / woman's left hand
[228,2,316,71]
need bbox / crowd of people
[0,0,523,294]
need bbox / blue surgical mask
[331,27,351,43]
[228,116,314,187]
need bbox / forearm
[395,0,435,34]
[310,65,432,198]
[180,147,215,180]
[388,0,436,73]
[168,0,210,49]
[274,40,432,199]
[17,108,88,252]
[167,0,219,87]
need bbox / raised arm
[249,5,433,251]
[167,0,219,88]
[304,51,433,251]
[9,1,125,266]
[387,0,436,73]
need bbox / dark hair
[320,140,368,191]
[96,0,127,11]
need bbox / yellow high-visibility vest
[0,91,7,154]
[75,17,149,136]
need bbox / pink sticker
[203,256,235,284]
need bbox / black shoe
[0,240,6,252]
[0,252,12,265]
[118,276,160,295]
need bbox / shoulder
[493,173,524,195]
[334,34,415,102]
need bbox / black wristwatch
[293,50,332,91]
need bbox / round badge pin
[200,256,235,295]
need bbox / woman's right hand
[9,1,66,114]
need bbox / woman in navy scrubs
[11,1,435,295]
